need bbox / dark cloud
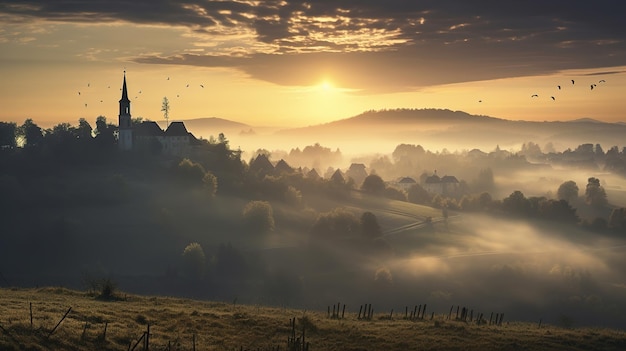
[2,0,626,92]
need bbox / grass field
[1,287,625,351]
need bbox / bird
[531,94,538,97]
[84,103,87,107]
[138,90,142,94]
[599,79,606,83]
[167,77,170,80]
[551,96,555,100]
[78,91,81,95]
[571,79,575,85]
[557,85,561,90]
[200,84,204,88]
[478,100,482,103]
[591,84,596,90]
[186,84,189,88]
[87,83,90,87]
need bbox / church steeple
[118,70,133,150]
[120,70,130,104]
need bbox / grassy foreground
[1,287,625,351]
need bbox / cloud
[2,0,626,92]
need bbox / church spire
[118,70,133,150]
[120,70,130,103]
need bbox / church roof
[164,122,189,136]
[134,121,163,137]
[398,177,416,184]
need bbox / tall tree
[161,96,170,128]
[19,119,44,148]
[585,177,608,208]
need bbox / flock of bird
[477,78,607,103]
[76,75,207,109]
[528,78,607,101]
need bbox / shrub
[182,242,206,279]
[242,200,275,234]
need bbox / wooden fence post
[46,307,72,340]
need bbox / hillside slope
[1,287,625,351]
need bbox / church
[118,72,196,155]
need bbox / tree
[310,208,359,240]
[161,96,170,127]
[407,184,431,205]
[360,211,382,238]
[557,180,579,203]
[502,190,531,216]
[202,171,218,197]
[19,118,44,148]
[176,158,206,185]
[585,177,608,208]
[361,174,385,195]
[0,121,17,148]
[76,118,93,141]
[242,200,275,234]
[182,242,206,279]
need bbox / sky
[1,0,626,129]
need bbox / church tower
[118,71,133,150]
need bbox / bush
[182,242,206,279]
[242,200,275,234]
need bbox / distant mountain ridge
[272,108,626,153]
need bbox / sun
[320,80,333,92]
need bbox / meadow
[1,287,625,351]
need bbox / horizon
[1,1,626,128]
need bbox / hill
[269,109,626,154]
[1,287,625,351]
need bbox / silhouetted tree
[407,183,431,205]
[176,158,206,185]
[361,174,385,195]
[18,118,44,148]
[360,211,382,238]
[384,187,406,201]
[0,121,17,148]
[310,208,359,240]
[502,190,531,216]
[538,199,579,223]
[242,200,275,234]
[585,177,608,208]
[557,180,579,203]
[182,242,206,280]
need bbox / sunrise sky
[1,1,626,129]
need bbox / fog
[255,208,626,329]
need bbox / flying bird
[551,96,555,100]
[87,83,90,87]
[557,85,561,90]
[591,84,596,90]
[186,84,189,88]
[571,80,575,85]
[167,77,170,80]
[599,79,606,83]
[84,103,87,107]
[200,84,204,88]
[531,94,538,97]
[78,91,81,95]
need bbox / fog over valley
[2,108,626,331]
